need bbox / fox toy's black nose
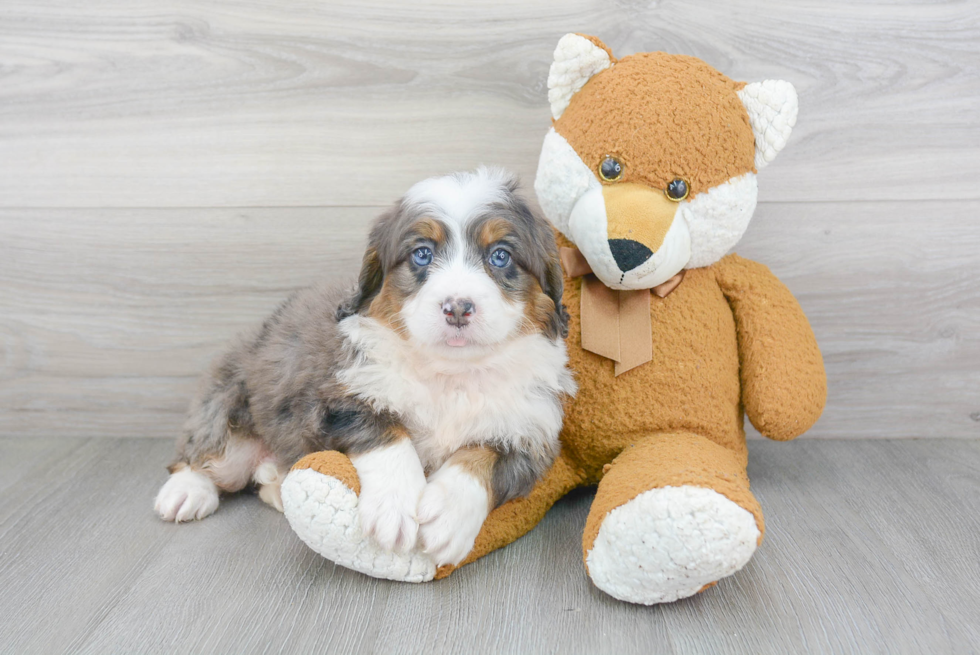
[608,239,653,272]
[443,298,475,327]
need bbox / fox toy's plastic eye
[599,156,623,181]
[412,247,433,266]
[665,178,689,201]
[489,248,511,268]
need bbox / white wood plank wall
[1,0,978,439]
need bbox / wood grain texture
[0,207,372,439]
[0,437,977,654]
[0,0,978,207]
[738,200,980,439]
[2,201,978,439]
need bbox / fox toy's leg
[281,450,583,583]
[582,432,764,605]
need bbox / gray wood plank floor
[1,438,977,654]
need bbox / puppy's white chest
[338,317,572,470]
[401,372,520,466]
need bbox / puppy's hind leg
[155,353,253,522]
[156,437,274,521]
[254,460,289,513]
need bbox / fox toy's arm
[714,254,827,441]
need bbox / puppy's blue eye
[412,247,433,266]
[489,249,511,268]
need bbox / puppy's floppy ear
[504,181,570,341]
[527,200,569,340]
[335,246,384,321]
[542,251,569,340]
[336,205,401,321]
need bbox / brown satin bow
[559,247,684,376]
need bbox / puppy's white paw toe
[254,460,286,513]
[350,440,428,553]
[258,482,284,513]
[154,468,220,522]
[418,466,489,566]
[358,490,420,552]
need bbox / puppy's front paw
[358,486,423,553]
[418,466,490,566]
[350,440,427,553]
[154,468,220,522]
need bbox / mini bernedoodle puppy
[155,168,576,566]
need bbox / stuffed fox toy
[281,34,826,605]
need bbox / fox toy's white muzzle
[567,183,692,291]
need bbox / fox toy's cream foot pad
[585,486,760,605]
[281,452,436,583]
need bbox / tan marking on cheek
[520,277,557,336]
[479,217,513,248]
[449,446,498,507]
[414,217,446,245]
[368,277,409,334]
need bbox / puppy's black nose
[443,298,475,327]
[608,239,653,272]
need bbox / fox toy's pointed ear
[547,33,614,120]
[737,80,799,169]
